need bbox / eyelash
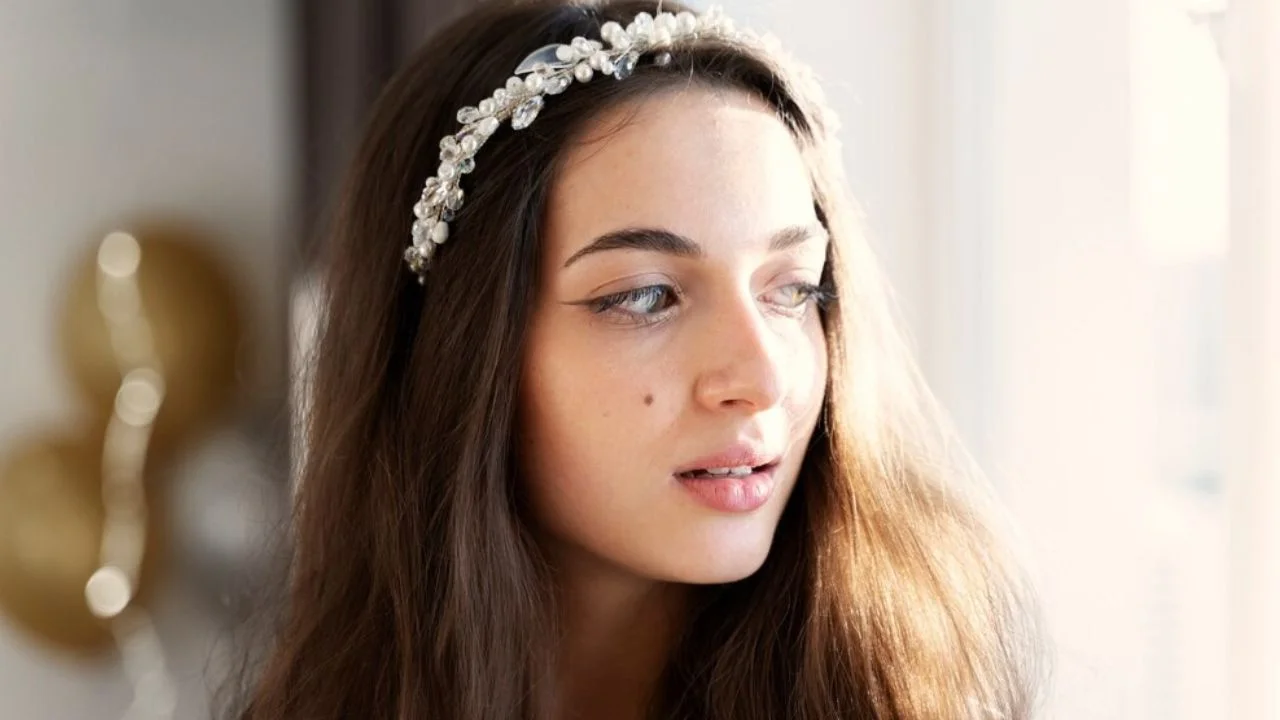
[587,281,836,325]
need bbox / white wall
[0,2,290,718]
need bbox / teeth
[703,466,754,477]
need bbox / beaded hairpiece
[404,5,753,282]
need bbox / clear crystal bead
[441,208,455,222]
[459,134,479,155]
[479,98,497,116]
[676,12,697,35]
[412,221,428,245]
[524,73,545,93]
[414,201,431,218]
[614,51,639,79]
[457,106,481,124]
[506,76,524,93]
[555,44,576,63]
[438,161,458,180]
[458,157,476,174]
[511,95,545,130]
[544,73,571,95]
[653,52,672,67]
[493,87,508,104]
[571,37,593,55]
[478,117,500,135]
[405,247,428,274]
[447,187,465,209]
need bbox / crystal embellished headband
[404,5,754,282]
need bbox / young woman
[238,0,1045,717]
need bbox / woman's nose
[691,294,787,414]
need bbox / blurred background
[0,0,1275,718]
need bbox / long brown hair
[236,0,1046,717]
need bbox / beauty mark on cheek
[644,394,654,406]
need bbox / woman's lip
[673,445,782,476]
[674,465,777,513]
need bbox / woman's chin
[653,531,778,585]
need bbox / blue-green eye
[587,284,680,319]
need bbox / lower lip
[675,466,776,513]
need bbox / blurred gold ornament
[0,431,165,653]
[59,224,245,453]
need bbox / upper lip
[674,442,783,475]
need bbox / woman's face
[519,87,829,585]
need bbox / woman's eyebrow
[562,223,828,268]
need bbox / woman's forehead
[543,88,817,265]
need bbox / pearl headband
[404,5,756,282]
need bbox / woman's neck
[550,550,689,720]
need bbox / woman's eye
[764,282,835,314]
[587,284,680,322]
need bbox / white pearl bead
[610,31,633,50]
[430,220,449,244]
[555,44,575,62]
[676,12,697,34]
[506,76,524,93]
[524,73,545,93]
[478,98,496,115]
[573,63,593,83]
